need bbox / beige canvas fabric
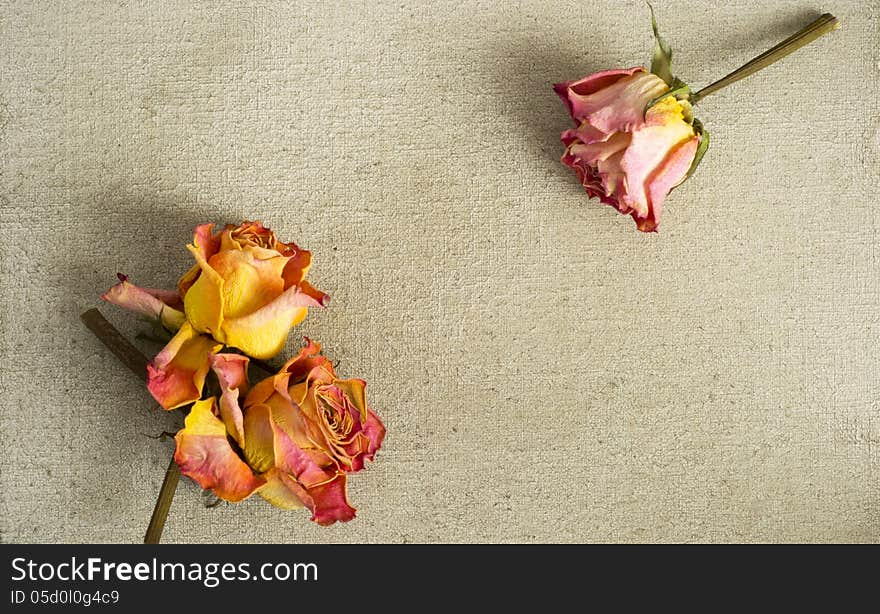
[1,0,877,543]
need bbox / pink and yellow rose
[102,221,328,409]
[554,67,701,232]
[173,340,386,525]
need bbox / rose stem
[80,308,149,376]
[80,308,179,544]
[143,456,180,544]
[691,13,839,103]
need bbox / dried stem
[144,456,180,544]
[692,13,839,103]
[81,308,149,379]
[80,308,178,544]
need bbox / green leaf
[685,118,710,179]
[648,3,674,86]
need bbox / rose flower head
[554,8,709,231]
[102,221,328,409]
[173,339,386,525]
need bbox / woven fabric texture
[1,0,878,543]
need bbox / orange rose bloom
[174,340,385,525]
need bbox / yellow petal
[147,322,222,410]
[221,285,320,359]
[174,398,265,502]
[177,224,221,298]
[242,403,276,473]
[180,397,226,436]
[620,96,695,217]
[183,244,226,340]
[330,379,368,421]
[257,468,306,510]
[209,247,287,319]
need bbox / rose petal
[258,468,355,525]
[243,395,358,524]
[243,394,320,471]
[297,473,357,526]
[242,400,338,489]
[265,385,313,448]
[564,70,668,135]
[620,96,697,220]
[242,403,278,473]
[174,398,265,502]
[192,223,223,263]
[298,280,330,307]
[337,409,385,473]
[331,379,367,417]
[561,123,609,147]
[362,408,386,462]
[561,150,622,209]
[257,468,306,510]
[182,242,227,340]
[140,287,184,312]
[147,322,222,410]
[270,404,337,487]
[207,246,288,319]
[260,469,356,525]
[635,135,699,232]
[210,353,249,445]
[553,67,643,120]
[221,286,326,359]
[279,338,332,383]
[101,274,185,331]
[281,248,313,289]
[243,375,280,408]
[178,223,222,298]
[568,131,631,167]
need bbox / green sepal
[685,118,710,179]
[648,3,674,86]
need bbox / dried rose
[553,7,709,232]
[554,68,701,231]
[102,222,328,410]
[174,340,385,525]
[179,222,328,360]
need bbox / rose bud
[173,340,385,525]
[554,68,701,232]
[553,6,713,232]
[554,8,840,231]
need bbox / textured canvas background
[1,0,878,543]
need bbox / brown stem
[80,308,149,379]
[692,13,839,102]
[144,456,180,544]
[81,308,179,544]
